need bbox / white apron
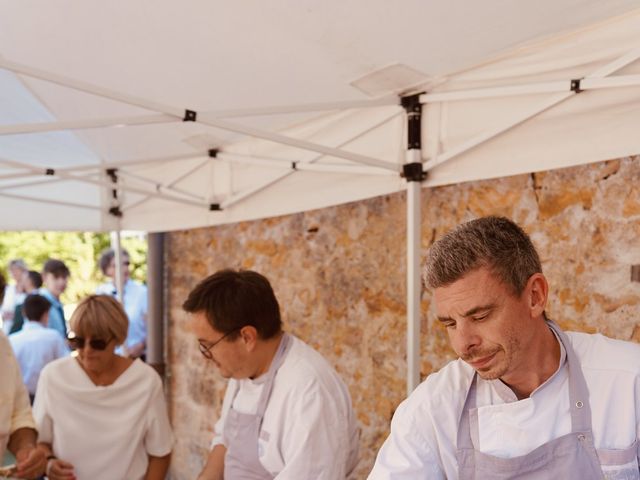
[224,333,291,480]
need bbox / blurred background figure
[0,272,48,479]
[1,259,28,334]
[9,271,44,335]
[96,248,148,360]
[39,259,70,340]
[33,295,172,480]
[9,294,69,404]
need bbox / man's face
[10,266,26,283]
[44,272,68,298]
[106,255,131,281]
[434,266,536,382]
[191,311,250,379]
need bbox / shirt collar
[488,324,567,403]
[23,320,46,330]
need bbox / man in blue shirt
[39,259,70,339]
[96,248,147,359]
[9,294,69,403]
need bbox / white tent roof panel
[0,1,639,231]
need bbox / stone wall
[166,156,640,479]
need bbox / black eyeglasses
[199,329,240,359]
[68,335,113,351]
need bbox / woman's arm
[145,453,171,480]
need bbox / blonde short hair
[69,295,128,344]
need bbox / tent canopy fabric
[0,0,639,232]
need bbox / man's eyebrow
[463,304,496,317]
[436,304,496,323]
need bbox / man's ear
[239,325,259,352]
[526,273,548,318]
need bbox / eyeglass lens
[68,337,110,351]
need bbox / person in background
[9,294,69,403]
[0,272,47,479]
[183,269,359,480]
[39,259,70,339]
[10,271,44,335]
[96,248,148,360]
[33,295,172,480]
[1,259,28,334]
[368,216,640,479]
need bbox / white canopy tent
[1,0,640,392]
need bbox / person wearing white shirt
[183,269,359,480]
[96,248,147,359]
[9,294,69,402]
[1,259,28,334]
[0,273,47,479]
[368,216,640,479]
[33,295,172,480]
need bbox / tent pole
[110,230,124,304]
[402,94,425,395]
[0,114,176,136]
[147,232,165,375]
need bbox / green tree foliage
[0,232,147,305]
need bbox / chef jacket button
[578,434,586,441]
[576,401,584,408]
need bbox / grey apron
[456,322,605,479]
[224,333,291,480]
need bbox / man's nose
[451,320,481,355]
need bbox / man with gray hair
[369,216,640,479]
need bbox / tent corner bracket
[402,162,426,182]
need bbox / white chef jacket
[369,331,640,479]
[33,357,173,480]
[0,331,35,461]
[211,334,360,479]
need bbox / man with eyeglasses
[96,248,148,360]
[183,269,359,480]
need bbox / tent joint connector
[209,203,222,211]
[208,149,219,158]
[291,161,298,171]
[400,93,423,113]
[45,168,55,176]
[108,206,123,218]
[183,109,197,122]
[401,93,423,150]
[402,162,426,182]
[571,78,583,93]
[106,168,118,183]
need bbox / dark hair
[43,259,70,278]
[98,248,130,275]
[27,270,43,290]
[0,272,5,304]
[183,269,282,339]
[424,216,542,295]
[22,294,51,322]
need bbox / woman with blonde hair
[33,295,172,480]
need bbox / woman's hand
[46,458,76,480]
